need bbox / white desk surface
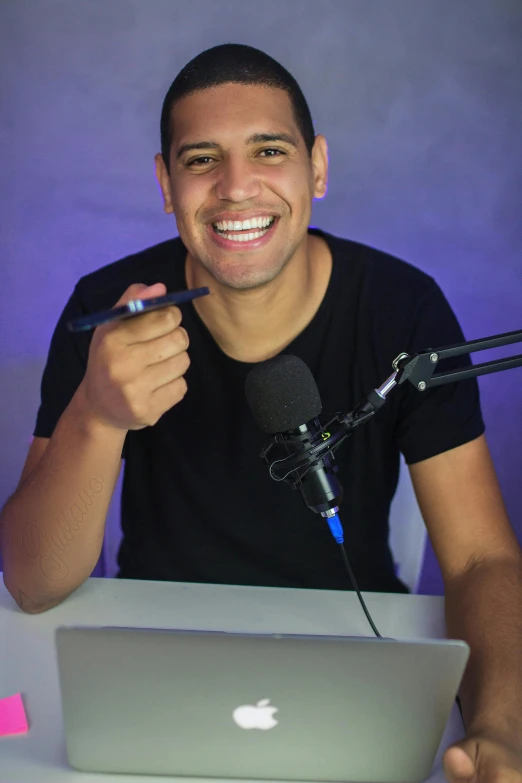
[0,575,463,782]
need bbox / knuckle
[164,306,182,328]
[180,327,189,348]
[125,390,147,424]
[105,360,122,386]
[180,351,191,373]
[92,330,111,356]
[108,354,132,386]
[146,411,161,427]
[174,327,189,350]
[175,376,188,400]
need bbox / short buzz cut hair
[160,43,315,171]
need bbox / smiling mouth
[212,216,276,242]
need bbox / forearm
[0,382,126,613]
[445,555,522,748]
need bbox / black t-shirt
[33,229,485,593]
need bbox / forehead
[170,83,299,146]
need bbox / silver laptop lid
[56,627,469,782]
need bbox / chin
[212,263,285,291]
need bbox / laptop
[55,626,469,782]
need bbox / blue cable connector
[326,512,344,544]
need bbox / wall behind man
[1,0,520,592]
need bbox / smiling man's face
[155,83,328,290]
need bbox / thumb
[443,740,477,783]
[115,282,167,307]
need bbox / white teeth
[218,229,269,242]
[214,216,275,232]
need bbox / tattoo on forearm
[21,474,104,582]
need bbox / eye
[258,148,285,158]
[186,156,215,167]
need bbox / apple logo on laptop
[232,699,279,730]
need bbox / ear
[311,135,328,200]
[154,153,174,214]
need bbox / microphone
[245,355,344,526]
[245,354,387,638]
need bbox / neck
[184,233,332,363]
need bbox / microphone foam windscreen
[245,354,322,434]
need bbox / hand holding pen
[69,283,210,432]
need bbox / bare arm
[409,434,522,749]
[0,383,125,613]
[0,281,191,614]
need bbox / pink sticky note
[0,693,29,736]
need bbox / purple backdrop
[1,0,521,594]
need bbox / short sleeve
[397,281,485,464]
[33,286,92,440]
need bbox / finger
[114,282,167,307]
[138,327,189,367]
[123,306,184,344]
[99,283,172,341]
[149,375,188,419]
[443,745,477,783]
[144,351,191,390]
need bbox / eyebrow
[248,132,298,147]
[176,132,298,160]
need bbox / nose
[214,154,262,203]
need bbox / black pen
[67,287,211,333]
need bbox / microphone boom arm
[395,327,522,391]
[259,327,522,487]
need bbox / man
[1,43,521,782]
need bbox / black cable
[339,537,468,717]
[339,543,382,638]
[340,542,468,720]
